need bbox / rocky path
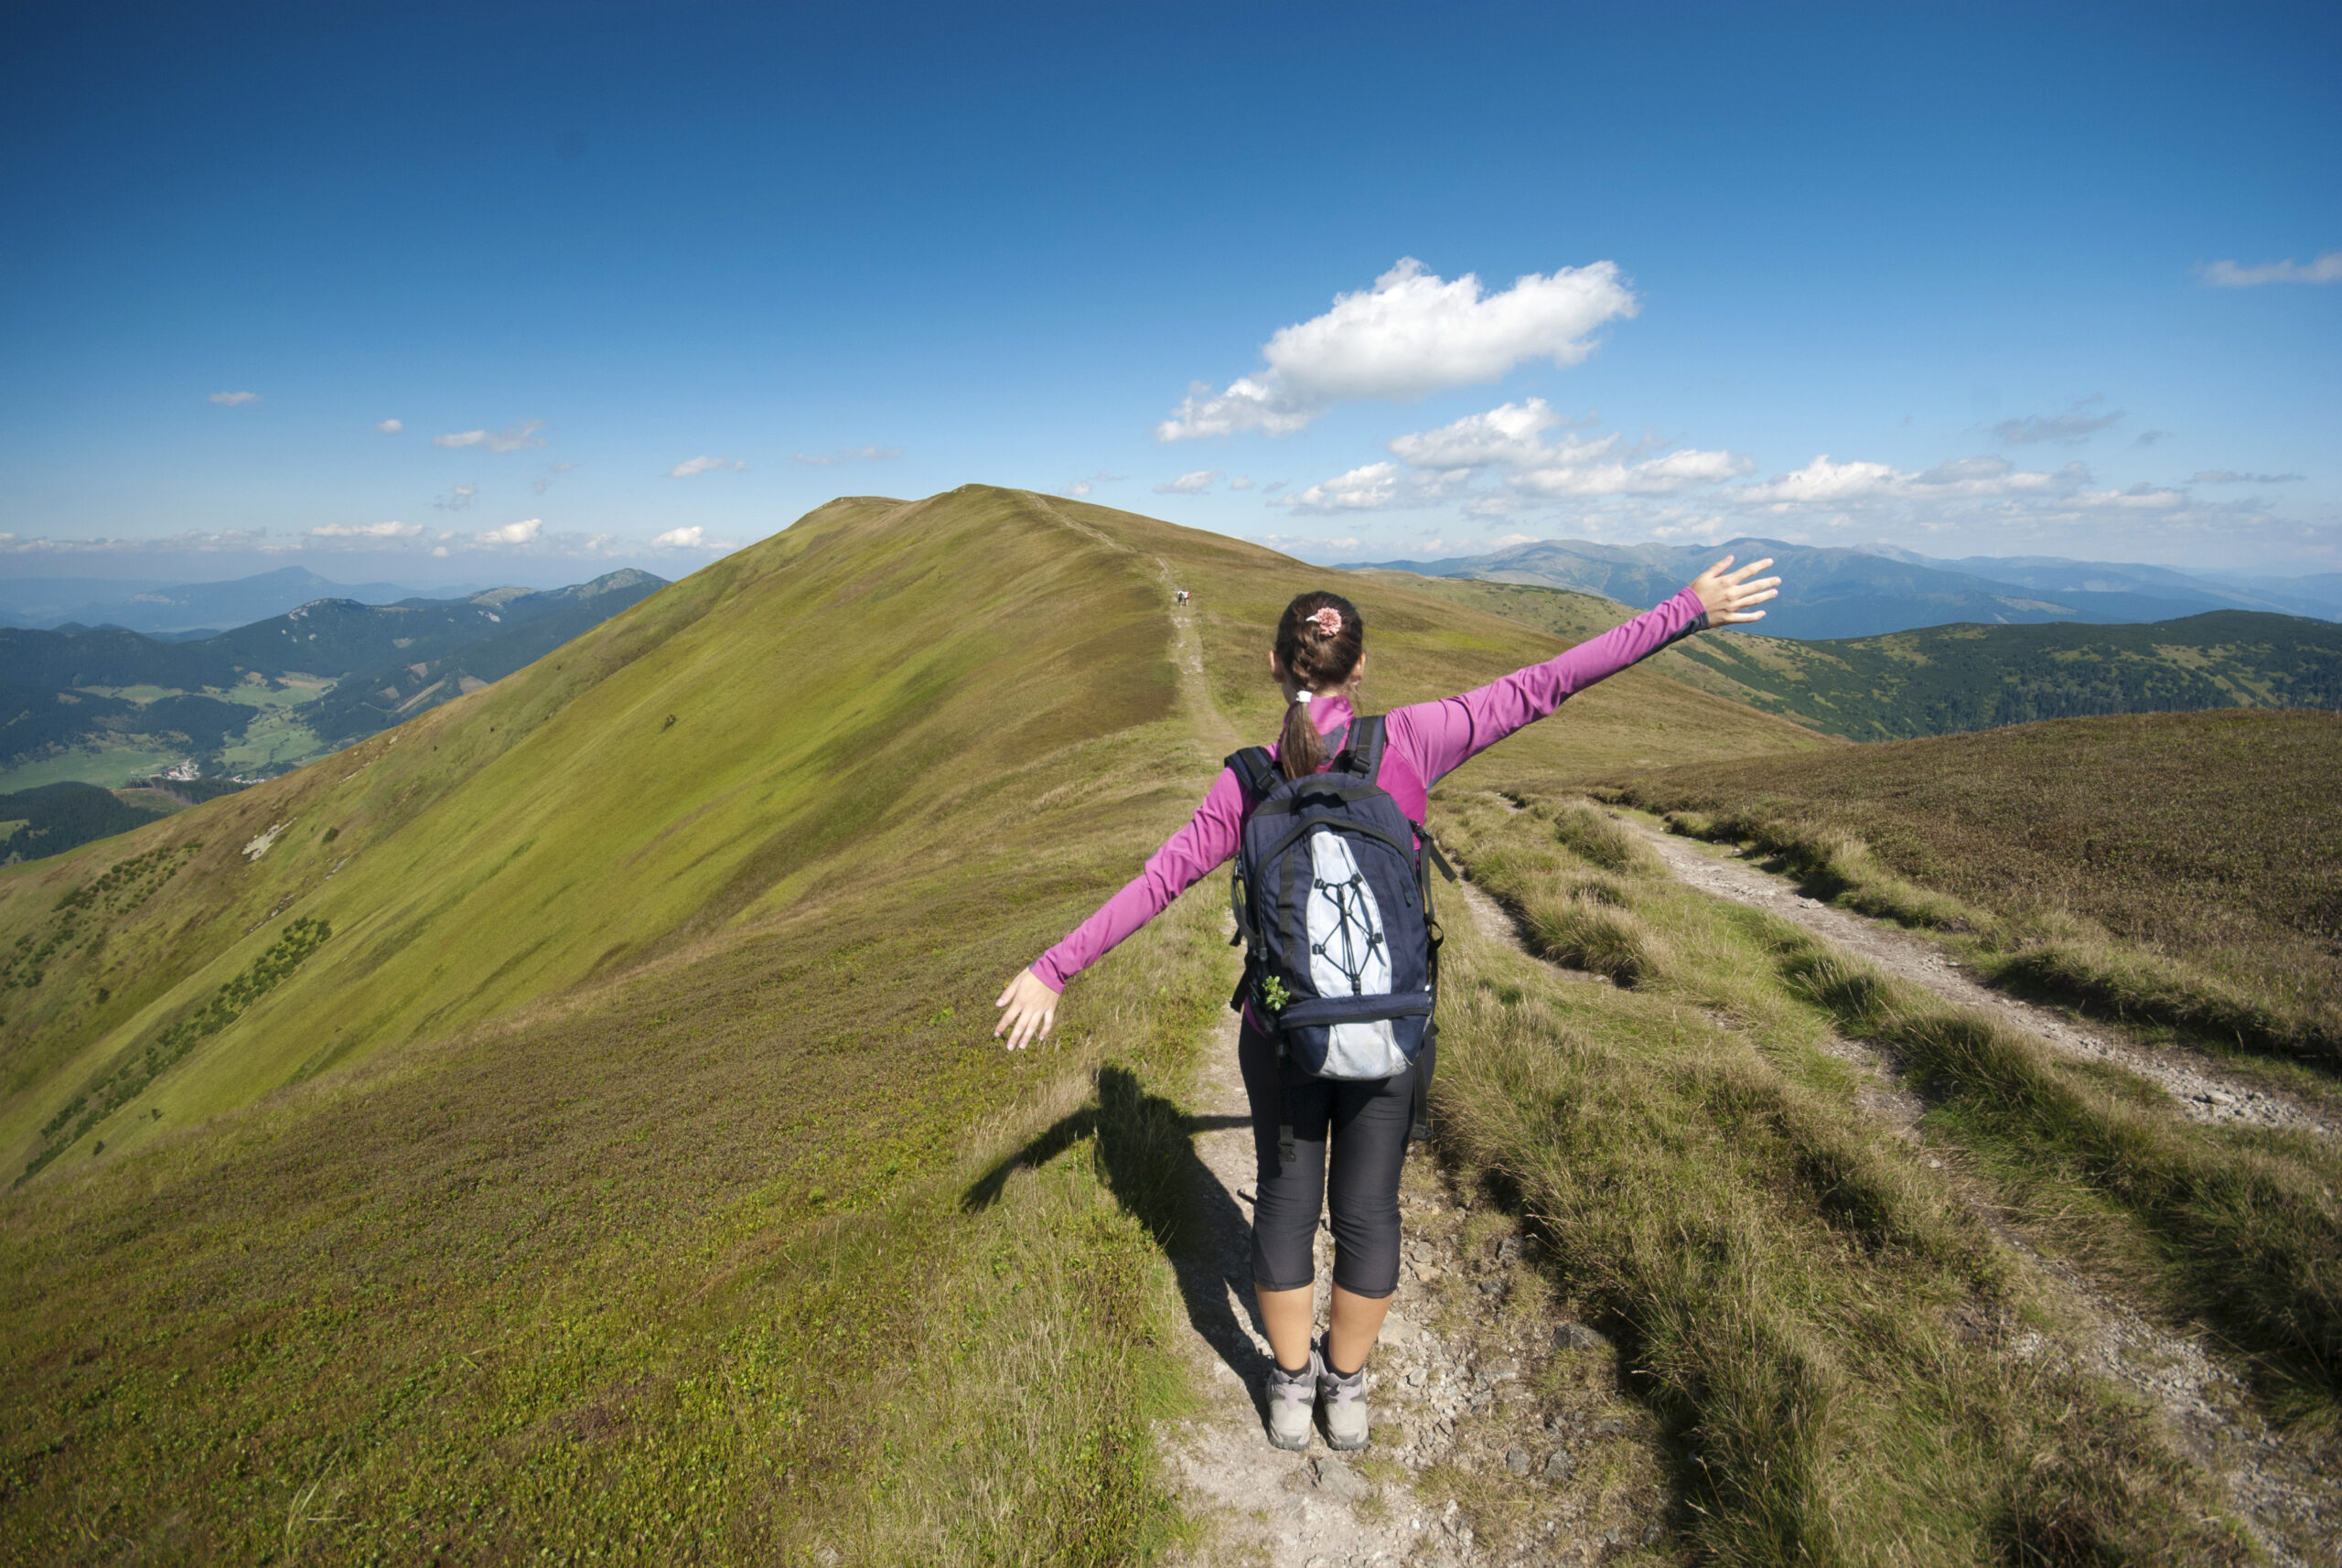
[1620,816,2337,1142]
[1156,1009,1446,1567]
[1157,1005,1676,1568]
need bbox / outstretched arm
[1388,555,1779,786]
[994,764,1249,1049]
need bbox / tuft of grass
[1545,799,1662,877]
[1516,889,1669,987]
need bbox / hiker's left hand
[1690,556,1780,625]
[994,968,1058,1050]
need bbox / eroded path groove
[1621,816,2337,1142]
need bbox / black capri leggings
[1239,1018,1414,1299]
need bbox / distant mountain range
[0,569,666,802]
[1352,538,2342,640]
[1368,573,2342,741]
[0,567,509,635]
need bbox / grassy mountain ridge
[1373,572,2342,740]
[0,487,1832,1557]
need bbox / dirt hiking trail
[1152,589,1675,1564]
[1622,816,2337,1143]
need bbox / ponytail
[1272,592,1365,781]
[1281,694,1327,779]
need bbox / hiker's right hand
[994,968,1058,1051]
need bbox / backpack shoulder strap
[1224,746,1279,801]
[1343,714,1388,782]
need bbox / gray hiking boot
[1317,1340,1370,1451]
[1265,1350,1318,1451]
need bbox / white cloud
[792,445,901,466]
[1157,257,1638,440]
[1993,395,2123,446]
[1388,399,1565,469]
[209,391,261,406]
[1230,476,1255,491]
[1154,469,1222,495]
[1347,398,1751,513]
[435,484,477,512]
[1515,445,1756,498]
[1733,455,1909,506]
[1063,481,1092,496]
[474,518,543,545]
[652,526,714,548]
[668,455,748,478]
[435,420,546,453]
[1733,453,2084,509]
[2200,250,2342,287]
[1279,463,1422,514]
[2193,469,2304,484]
[2079,484,2187,510]
[376,418,403,434]
[1262,480,1288,495]
[0,528,298,554]
[310,521,424,539]
[1257,532,1363,553]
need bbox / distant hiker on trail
[1176,588,1191,606]
[995,556,1780,1453]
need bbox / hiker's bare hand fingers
[994,969,1058,1050]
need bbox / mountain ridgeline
[1361,535,2339,640]
[0,569,665,793]
[1365,573,2342,741]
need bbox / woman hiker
[994,556,1781,1452]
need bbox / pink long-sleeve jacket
[1030,587,1710,993]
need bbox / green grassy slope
[1380,572,2342,741]
[0,488,1823,1559]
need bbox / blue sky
[3,0,2336,588]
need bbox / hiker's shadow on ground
[962,1065,1272,1406]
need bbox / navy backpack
[1226,715,1454,1158]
